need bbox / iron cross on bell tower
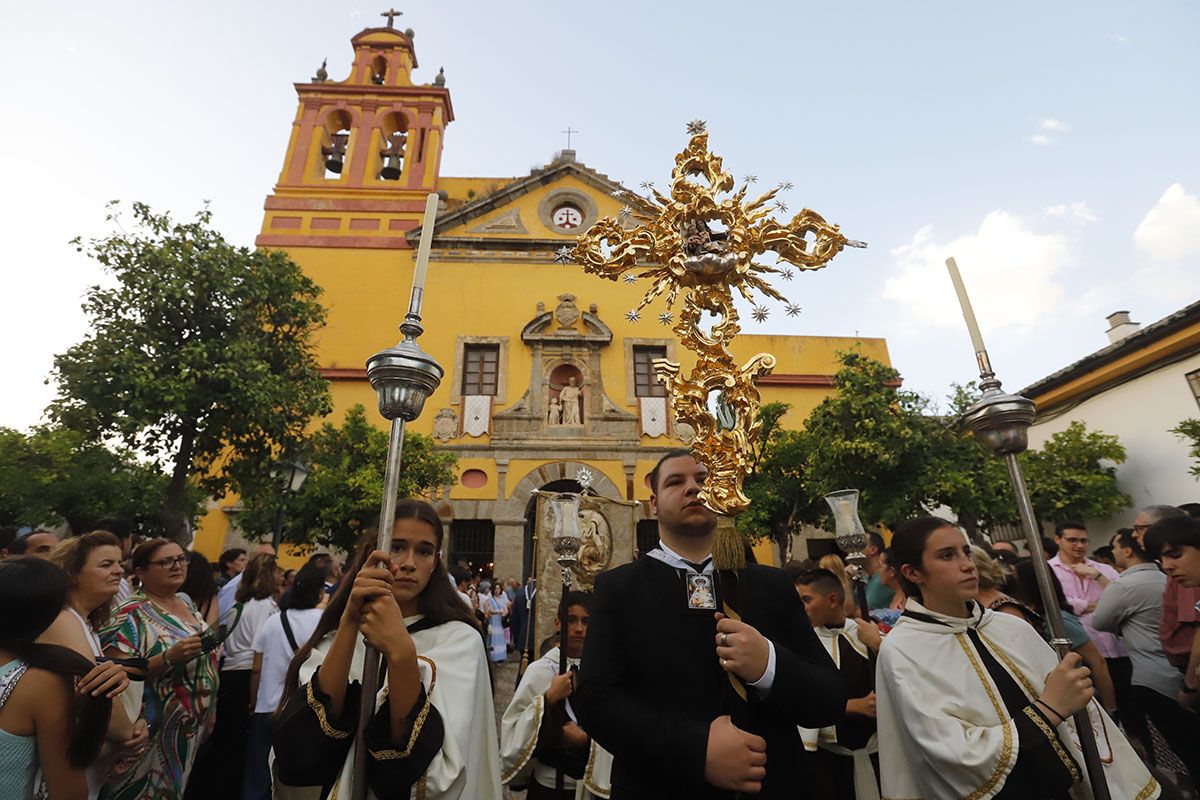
[380,8,403,28]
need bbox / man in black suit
[576,450,845,798]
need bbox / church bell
[380,154,402,180]
[322,133,348,174]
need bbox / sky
[1,1,1198,430]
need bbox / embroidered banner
[639,396,668,437]
[462,395,491,437]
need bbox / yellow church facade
[193,23,891,579]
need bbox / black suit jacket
[576,556,846,799]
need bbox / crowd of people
[0,448,1198,800]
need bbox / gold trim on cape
[305,680,350,740]
[954,633,1016,800]
[500,694,545,784]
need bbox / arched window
[377,112,407,181]
[370,55,387,85]
[320,110,352,179]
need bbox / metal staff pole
[947,258,1110,800]
[538,490,582,792]
[351,193,444,800]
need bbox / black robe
[576,556,846,799]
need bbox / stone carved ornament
[432,408,458,441]
[554,293,581,329]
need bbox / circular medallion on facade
[552,203,584,230]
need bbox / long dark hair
[889,515,960,601]
[282,500,478,702]
[180,551,218,618]
[0,557,112,768]
[1010,558,1071,617]
[282,564,326,611]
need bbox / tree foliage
[1023,421,1131,523]
[1172,419,1200,479]
[234,405,458,553]
[48,202,332,540]
[739,352,1132,545]
[0,426,201,536]
[795,353,936,528]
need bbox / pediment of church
[411,155,649,251]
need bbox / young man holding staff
[576,449,844,798]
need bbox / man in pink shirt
[1048,521,1132,713]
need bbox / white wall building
[1021,303,1200,531]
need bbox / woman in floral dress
[101,539,219,800]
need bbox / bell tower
[256,17,453,250]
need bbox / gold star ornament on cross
[568,121,864,535]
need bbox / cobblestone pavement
[491,653,526,800]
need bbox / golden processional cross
[558,120,863,526]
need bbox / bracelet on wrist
[162,650,174,668]
[1037,699,1067,723]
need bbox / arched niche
[547,362,585,426]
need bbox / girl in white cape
[271,500,502,800]
[876,516,1158,800]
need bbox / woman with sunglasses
[100,539,220,800]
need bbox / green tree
[0,428,55,528]
[797,352,935,529]
[0,426,200,535]
[738,353,1133,548]
[48,202,332,541]
[1172,419,1200,478]
[739,402,799,542]
[1023,421,1131,523]
[922,383,1016,539]
[234,405,457,553]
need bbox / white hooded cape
[499,646,612,799]
[876,599,1158,800]
[272,616,502,800]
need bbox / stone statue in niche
[547,397,562,425]
[553,377,583,426]
[432,408,458,442]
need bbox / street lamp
[270,459,308,549]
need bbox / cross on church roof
[562,127,578,149]
[380,8,403,28]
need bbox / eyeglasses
[1133,524,1151,533]
[151,555,188,569]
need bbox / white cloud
[1133,183,1200,262]
[1114,34,1129,44]
[1044,201,1097,224]
[1131,263,1200,301]
[883,211,1071,337]
[1030,118,1070,146]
